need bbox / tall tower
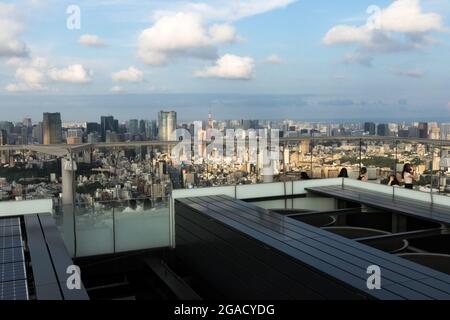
[0,130,7,145]
[158,111,177,141]
[100,116,116,142]
[43,112,62,145]
[208,111,213,130]
[207,111,214,140]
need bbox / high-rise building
[418,122,428,139]
[32,122,43,144]
[87,132,100,144]
[377,124,390,136]
[139,120,147,135]
[66,128,83,144]
[43,113,62,145]
[86,122,101,135]
[440,123,450,140]
[128,119,139,135]
[101,116,118,141]
[22,118,32,128]
[0,130,7,145]
[158,111,177,141]
[146,120,157,140]
[430,127,440,140]
[20,126,29,145]
[364,122,376,135]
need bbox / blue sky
[0,0,449,121]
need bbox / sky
[0,0,449,121]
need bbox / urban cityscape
[1,111,449,206]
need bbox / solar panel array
[0,217,29,300]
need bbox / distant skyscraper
[158,111,177,141]
[86,122,101,135]
[20,126,29,145]
[0,130,7,145]
[408,127,420,138]
[146,120,157,140]
[418,122,429,139]
[440,123,450,140]
[101,116,118,142]
[43,112,62,145]
[32,122,43,144]
[22,118,32,128]
[208,111,213,130]
[139,120,147,135]
[364,122,376,135]
[398,129,409,138]
[87,132,100,144]
[128,119,139,135]
[377,124,390,136]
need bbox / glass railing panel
[114,199,171,253]
[394,187,433,203]
[55,203,76,257]
[172,185,235,199]
[249,199,287,210]
[74,203,114,257]
[432,193,450,207]
[343,178,394,196]
[292,178,342,194]
[236,182,285,199]
[437,145,449,195]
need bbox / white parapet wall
[172,178,344,201]
[0,199,53,217]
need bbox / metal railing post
[359,138,362,171]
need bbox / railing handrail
[1,136,450,153]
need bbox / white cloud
[48,64,93,84]
[110,85,126,93]
[6,59,93,91]
[154,0,297,22]
[264,54,284,64]
[138,12,222,65]
[323,0,446,65]
[0,3,29,57]
[78,34,108,48]
[139,1,297,66]
[380,0,442,33]
[195,54,254,80]
[208,24,239,44]
[112,66,144,83]
[323,25,373,46]
[6,65,48,92]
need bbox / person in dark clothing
[338,168,348,178]
[388,174,400,187]
[300,172,311,180]
[358,167,368,181]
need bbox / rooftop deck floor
[176,195,450,300]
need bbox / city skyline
[0,0,449,120]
